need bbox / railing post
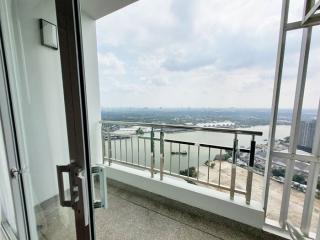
[207,147,211,184]
[160,129,164,180]
[144,138,147,167]
[101,123,106,163]
[170,142,172,174]
[187,145,190,178]
[114,138,117,159]
[107,125,112,166]
[131,137,134,163]
[125,138,128,163]
[120,138,122,160]
[246,135,255,204]
[197,144,200,180]
[178,144,181,172]
[230,133,238,200]
[150,128,155,178]
[137,136,140,165]
[218,149,222,188]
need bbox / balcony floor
[36,180,285,240]
[94,180,284,240]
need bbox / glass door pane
[0,116,18,238]
[2,0,78,239]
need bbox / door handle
[91,165,108,209]
[56,164,90,226]
[56,165,73,207]
[75,174,89,226]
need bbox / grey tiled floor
[94,183,281,240]
[95,192,221,240]
[37,182,283,240]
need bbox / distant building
[298,120,316,153]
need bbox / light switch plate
[39,19,58,50]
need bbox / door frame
[0,16,30,240]
[55,0,95,239]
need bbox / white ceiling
[81,0,138,20]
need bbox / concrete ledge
[106,164,265,229]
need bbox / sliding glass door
[0,0,98,239]
[0,61,18,240]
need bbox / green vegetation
[135,127,144,135]
[102,108,300,127]
[254,163,264,171]
[205,160,215,168]
[272,168,285,177]
[180,167,198,178]
[213,151,231,161]
[272,168,306,184]
[224,150,233,160]
[292,174,306,184]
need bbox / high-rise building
[298,119,316,153]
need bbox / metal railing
[101,121,262,204]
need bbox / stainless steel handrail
[135,136,251,153]
[100,120,263,136]
[101,121,260,204]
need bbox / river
[110,125,291,174]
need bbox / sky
[96,0,319,109]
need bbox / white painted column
[81,13,102,165]
[262,0,290,216]
[301,99,320,235]
[279,0,313,229]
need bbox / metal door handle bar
[56,165,73,207]
[91,165,107,209]
[56,164,90,226]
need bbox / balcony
[99,122,276,233]
[99,120,320,239]
[29,122,319,239]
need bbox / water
[109,125,291,174]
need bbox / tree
[272,168,285,177]
[135,127,144,135]
[292,174,305,184]
[224,150,233,160]
[180,167,198,178]
[205,160,215,168]
[254,164,264,171]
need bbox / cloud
[97,0,319,109]
[98,53,126,76]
